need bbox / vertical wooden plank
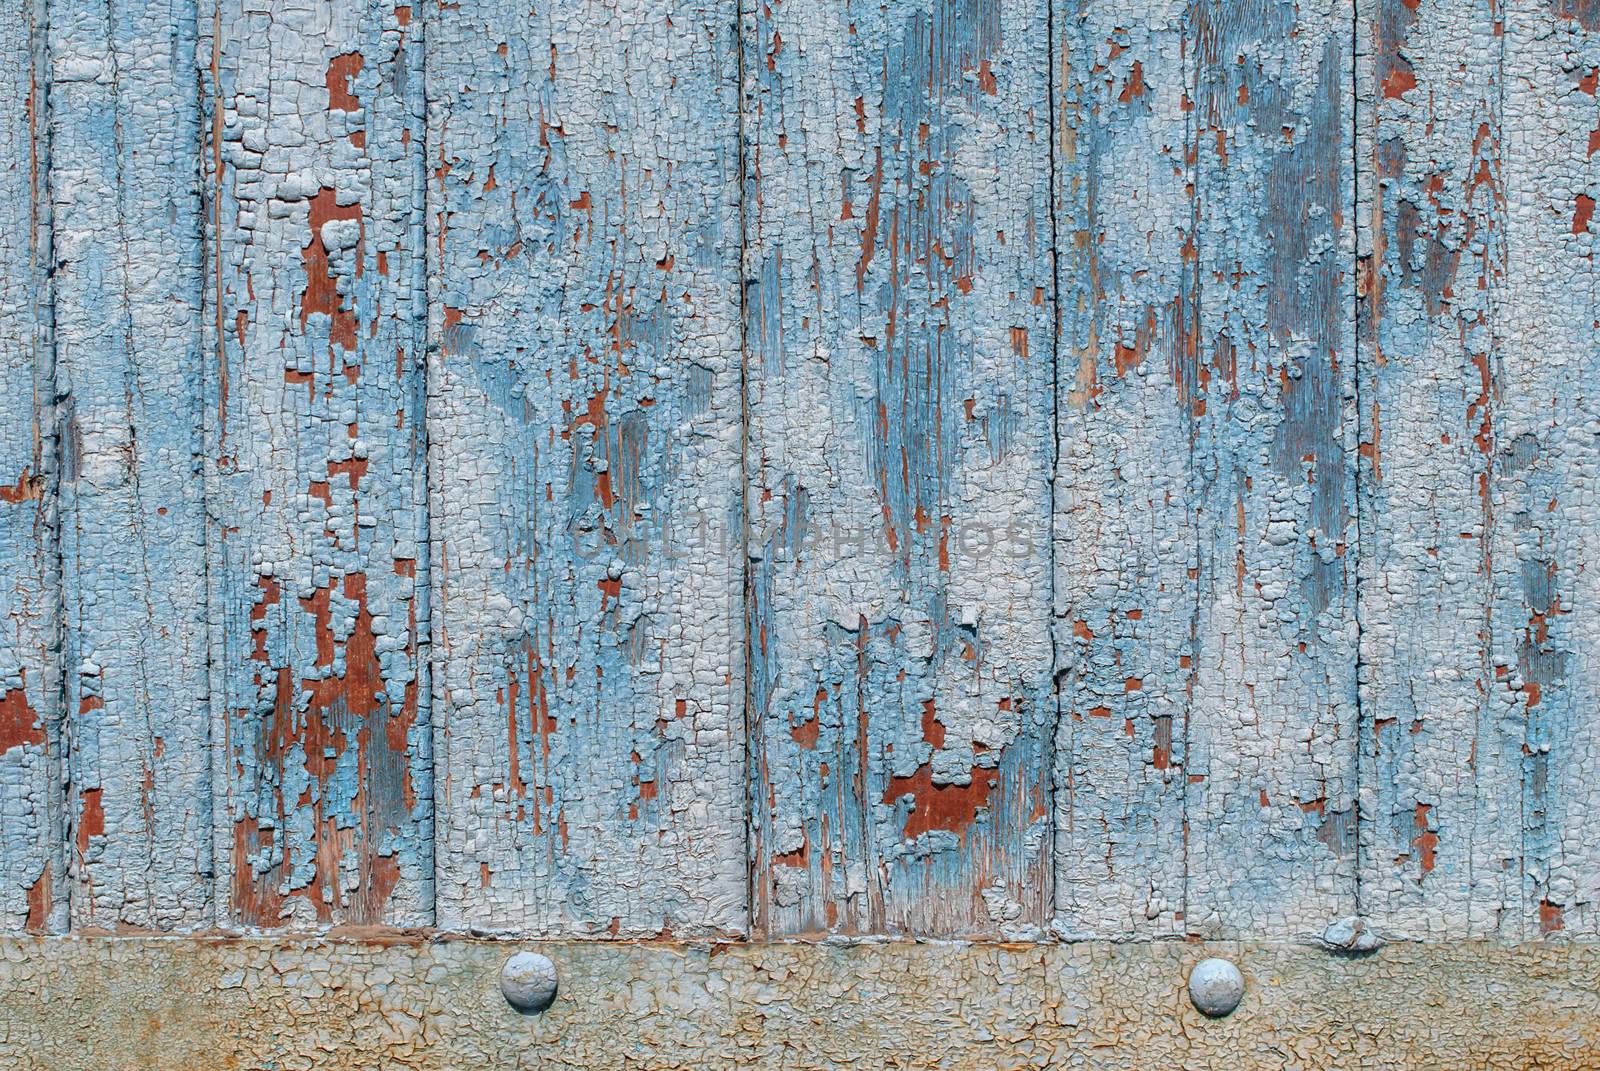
[744,0,1055,937]
[1185,0,1360,937]
[49,0,212,930]
[1053,2,1192,939]
[1499,0,1600,939]
[1356,0,1518,938]
[0,0,60,933]
[427,0,747,935]
[202,0,432,928]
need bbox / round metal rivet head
[1187,957,1245,1018]
[500,950,558,1014]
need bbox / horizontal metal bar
[1,937,1596,1069]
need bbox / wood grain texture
[1053,0,1192,940]
[49,0,212,930]
[1185,0,1359,938]
[1356,0,1518,939]
[426,0,747,936]
[1498,0,1600,939]
[0,0,60,934]
[743,0,1055,938]
[202,0,433,928]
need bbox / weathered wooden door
[3,0,1600,1066]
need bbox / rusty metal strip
[1,937,1596,1069]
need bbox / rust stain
[440,306,466,356]
[1117,60,1146,103]
[249,575,281,663]
[76,788,105,854]
[301,574,384,716]
[527,642,554,766]
[976,58,996,95]
[1361,398,1383,479]
[301,187,363,351]
[774,831,809,868]
[1113,342,1138,377]
[0,469,42,504]
[1470,353,1492,458]
[855,147,883,293]
[0,681,43,754]
[504,676,524,800]
[326,53,364,111]
[284,368,314,402]
[234,569,412,926]
[231,816,286,924]
[1575,194,1595,235]
[1382,67,1417,100]
[1377,0,1420,99]
[25,865,50,933]
[919,699,945,749]
[1411,802,1437,878]
[883,764,997,840]
[328,457,369,490]
[790,716,820,749]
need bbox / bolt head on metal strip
[501,950,559,1014]
[1188,957,1245,1018]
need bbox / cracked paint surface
[1356,0,1520,939]
[1055,0,1195,940]
[1057,0,1359,940]
[203,0,432,928]
[743,0,1055,938]
[5,938,1600,1069]
[49,0,212,931]
[1182,0,1360,939]
[1496,0,1600,939]
[0,0,59,934]
[426,0,746,935]
[2,0,1600,985]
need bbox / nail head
[1188,957,1245,1018]
[501,950,559,1014]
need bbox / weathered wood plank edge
[0,0,66,934]
[3,937,1597,1070]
